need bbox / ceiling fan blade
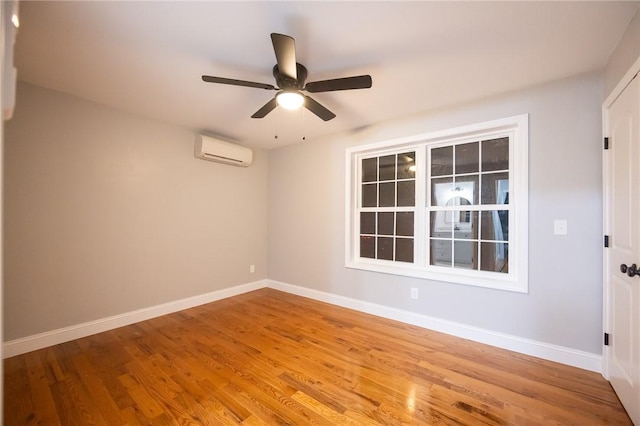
[304,95,336,121]
[251,97,278,119]
[202,75,275,90]
[271,33,297,80]
[305,75,372,93]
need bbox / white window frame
[345,114,529,293]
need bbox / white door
[605,73,640,425]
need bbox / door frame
[602,55,640,379]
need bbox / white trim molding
[4,278,601,374]
[601,57,640,381]
[2,280,267,358]
[604,56,640,109]
[268,279,602,373]
[344,114,529,293]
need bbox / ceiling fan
[201,33,372,121]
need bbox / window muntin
[346,115,528,292]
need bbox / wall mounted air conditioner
[194,134,252,167]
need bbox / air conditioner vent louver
[194,135,252,167]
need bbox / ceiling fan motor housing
[273,63,308,90]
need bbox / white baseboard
[267,279,602,373]
[2,280,267,358]
[3,278,602,374]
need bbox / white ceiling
[14,1,639,150]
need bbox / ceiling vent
[194,134,252,167]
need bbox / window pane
[362,183,377,207]
[379,155,396,181]
[481,173,509,204]
[454,240,477,270]
[360,212,375,235]
[378,212,394,235]
[431,211,451,238]
[457,211,478,238]
[431,177,454,206]
[453,175,479,205]
[396,238,414,263]
[396,212,414,237]
[482,137,509,171]
[362,158,377,182]
[455,142,479,174]
[481,211,509,241]
[480,242,508,273]
[377,237,394,260]
[360,236,375,258]
[431,146,453,176]
[397,152,416,179]
[397,180,415,207]
[379,182,396,207]
[444,209,464,226]
[445,197,471,208]
[430,239,452,266]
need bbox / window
[346,115,528,292]
[359,152,416,262]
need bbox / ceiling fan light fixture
[276,91,304,110]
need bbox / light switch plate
[554,219,568,235]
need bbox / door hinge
[604,137,609,150]
[604,235,609,248]
[604,333,610,346]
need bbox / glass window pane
[379,182,396,207]
[360,212,375,235]
[431,146,453,176]
[430,239,452,266]
[453,175,479,205]
[396,212,414,237]
[431,177,454,206]
[454,240,477,270]
[379,155,396,181]
[431,211,451,238]
[397,180,415,207]
[480,242,509,273]
[482,137,509,172]
[362,157,377,182]
[456,211,478,238]
[362,183,377,207]
[444,209,462,227]
[481,211,508,241]
[397,152,416,179]
[481,173,509,204]
[396,238,414,263]
[377,237,394,260]
[455,142,479,174]
[378,212,394,235]
[445,197,471,208]
[360,236,375,258]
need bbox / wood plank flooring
[3,288,632,425]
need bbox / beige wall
[3,82,268,341]
[604,9,640,97]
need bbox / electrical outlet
[411,288,418,299]
[249,264,255,273]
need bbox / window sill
[345,259,528,293]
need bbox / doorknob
[620,263,640,277]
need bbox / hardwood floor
[4,288,632,425]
